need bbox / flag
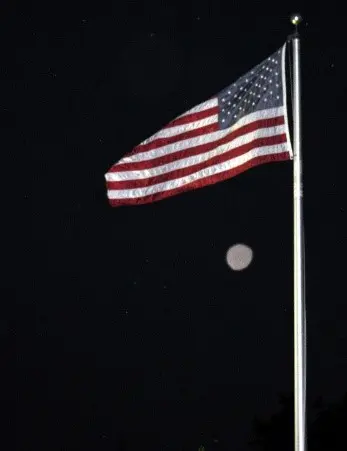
[105,44,292,206]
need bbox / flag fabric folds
[105,44,292,206]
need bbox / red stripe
[163,106,219,128]
[121,122,220,158]
[108,153,290,206]
[111,116,285,172]
[107,134,287,190]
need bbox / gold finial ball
[290,14,303,26]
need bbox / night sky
[12,1,346,450]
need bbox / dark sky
[12,1,346,450]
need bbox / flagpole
[290,14,306,451]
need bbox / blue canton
[218,47,284,129]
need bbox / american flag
[105,44,292,206]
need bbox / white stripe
[122,106,284,163]
[281,42,293,159]
[178,98,218,117]
[106,124,286,182]
[126,128,225,163]
[140,114,218,145]
[107,142,290,199]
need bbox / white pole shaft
[292,35,306,451]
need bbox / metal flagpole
[290,14,306,451]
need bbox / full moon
[226,244,253,271]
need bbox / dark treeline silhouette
[113,394,347,450]
[249,392,347,450]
